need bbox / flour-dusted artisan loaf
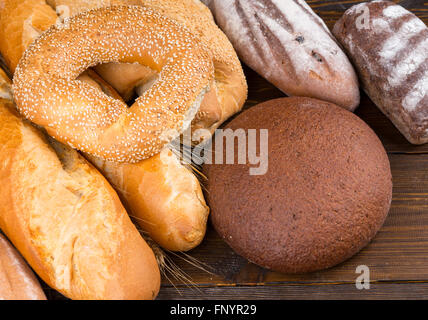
[333,1,428,144]
[203,97,392,273]
[203,0,360,111]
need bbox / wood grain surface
[10,0,428,300]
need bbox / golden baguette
[87,150,210,252]
[0,0,57,73]
[0,68,160,300]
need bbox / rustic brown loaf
[333,1,428,144]
[0,0,210,252]
[0,234,46,300]
[203,97,392,273]
[203,0,360,111]
[0,68,160,300]
[48,0,248,141]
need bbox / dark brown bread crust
[333,1,428,144]
[203,97,392,273]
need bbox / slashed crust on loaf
[333,1,428,144]
[0,0,58,73]
[204,0,360,111]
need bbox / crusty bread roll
[87,150,210,252]
[0,234,47,300]
[48,0,248,141]
[203,0,360,111]
[0,0,210,252]
[80,71,210,252]
[0,68,160,300]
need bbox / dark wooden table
[38,0,427,300]
[154,0,428,300]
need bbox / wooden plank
[157,282,428,300]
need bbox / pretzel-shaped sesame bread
[13,5,214,163]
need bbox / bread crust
[87,150,210,252]
[0,69,160,300]
[0,0,58,73]
[204,97,392,273]
[49,0,248,141]
[80,71,210,252]
[0,0,211,253]
[0,234,47,300]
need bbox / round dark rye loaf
[203,97,392,273]
[333,1,428,144]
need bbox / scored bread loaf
[0,68,160,300]
[0,233,47,300]
[333,1,428,144]
[203,0,360,111]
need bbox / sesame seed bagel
[47,0,248,143]
[13,5,214,163]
